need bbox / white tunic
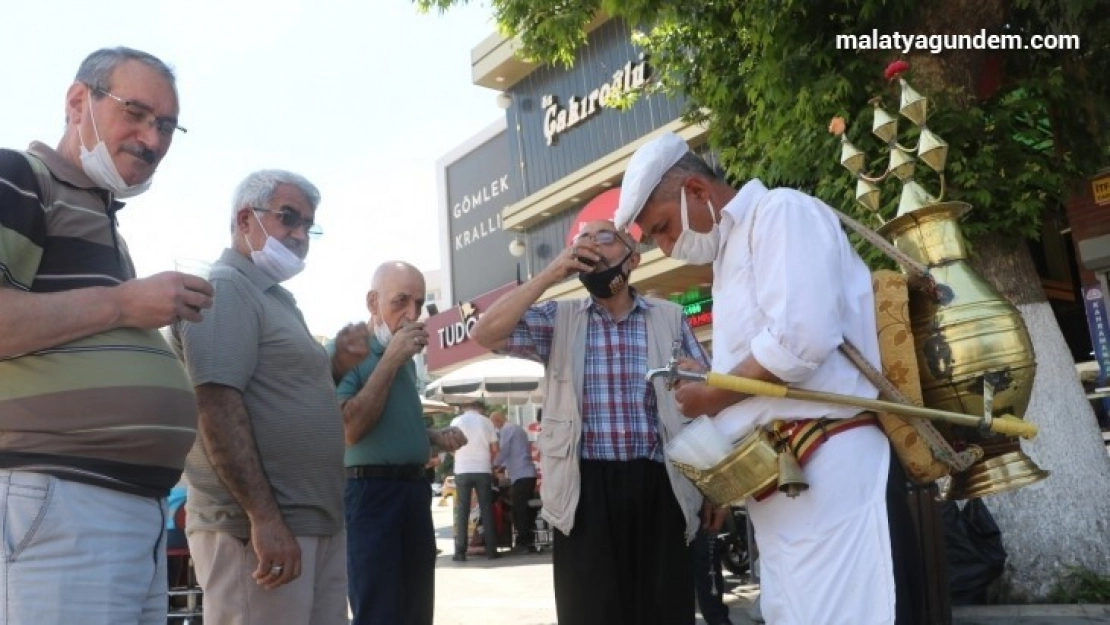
[711,180,896,624]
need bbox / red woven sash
[753,412,879,501]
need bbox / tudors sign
[542,54,651,146]
[425,282,518,372]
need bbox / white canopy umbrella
[420,396,455,416]
[427,356,545,405]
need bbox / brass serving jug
[878,202,1049,499]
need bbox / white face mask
[78,93,152,199]
[670,188,720,265]
[372,319,393,346]
[247,212,306,282]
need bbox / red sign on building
[565,188,643,244]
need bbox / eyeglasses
[573,229,623,246]
[91,86,187,137]
[253,207,323,239]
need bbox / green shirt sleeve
[337,358,371,402]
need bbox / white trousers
[749,426,896,625]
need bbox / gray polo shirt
[175,248,344,538]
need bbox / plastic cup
[667,416,732,469]
[175,258,212,280]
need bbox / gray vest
[536,297,703,541]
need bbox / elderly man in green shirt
[337,260,466,625]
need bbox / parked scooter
[715,505,750,577]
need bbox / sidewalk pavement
[711,590,1110,625]
[951,604,1110,625]
[431,499,1109,624]
[714,598,1110,624]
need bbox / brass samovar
[835,65,1048,499]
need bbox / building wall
[504,19,686,203]
[1068,172,1110,285]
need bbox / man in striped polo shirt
[0,47,214,624]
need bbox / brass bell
[777,449,809,498]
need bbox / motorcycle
[714,505,751,577]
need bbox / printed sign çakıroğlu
[541,54,651,146]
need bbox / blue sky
[0,0,502,338]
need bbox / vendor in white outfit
[614,133,922,625]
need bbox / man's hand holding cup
[385,321,429,362]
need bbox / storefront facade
[434,17,1106,443]
[429,18,716,381]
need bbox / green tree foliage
[416,0,1108,266]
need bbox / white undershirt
[450,411,497,474]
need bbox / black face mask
[579,252,632,299]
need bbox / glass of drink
[175,258,212,280]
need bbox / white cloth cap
[614,132,690,230]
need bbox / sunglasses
[252,207,323,238]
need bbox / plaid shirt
[501,294,709,462]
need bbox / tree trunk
[967,233,1049,307]
[904,0,1110,598]
[967,234,1110,600]
[905,0,1008,108]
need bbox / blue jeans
[345,477,435,625]
[453,472,497,556]
[0,470,167,625]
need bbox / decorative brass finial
[830,60,949,217]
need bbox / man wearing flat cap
[472,218,710,625]
[614,132,922,625]
[448,399,500,561]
